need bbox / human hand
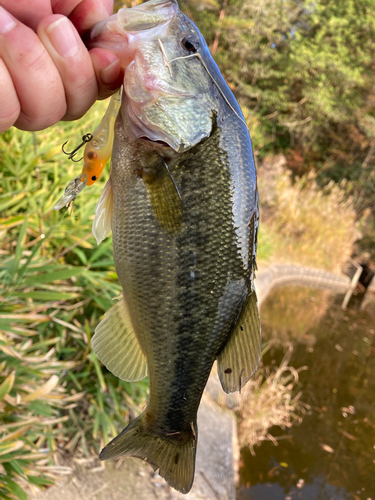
[0,0,123,133]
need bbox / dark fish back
[110,108,257,434]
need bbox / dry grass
[238,344,310,454]
[0,103,148,499]
[258,286,331,344]
[0,329,80,498]
[257,155,360,272]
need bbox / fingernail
[46,17,79,58]
[0,6,16,34]
[100,59,121,84]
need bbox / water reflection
[238,286,375,500]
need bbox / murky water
[238,287,375,500]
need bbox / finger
[0,7,66,131]
[52,0,113,34]
[0,0,52,31]
[38,14,98,121]
[89,48,122,100]
[0,58,20,133]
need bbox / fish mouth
[139,136,171,148]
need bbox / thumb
[89,47,123,100]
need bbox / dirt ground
[31,393,238,500]
[31,459,173,500]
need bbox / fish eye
[91,175,97,181]
[182,37,198,53]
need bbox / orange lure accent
[81,89,122,186]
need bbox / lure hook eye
[62,133,93,162]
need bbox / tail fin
[99,412,197,494]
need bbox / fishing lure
[54,89,122,210]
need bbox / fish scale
[110,108,251,434]
[88,0,261,493]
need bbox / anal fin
[217,289,261,393]
[92,297,147,382]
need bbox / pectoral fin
[217,289,261,393]
[92,297,148,382]
[141,158,183,235]
[92,179,113,245]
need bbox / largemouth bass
[88,0,261,493]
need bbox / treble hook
[62,133,93,162]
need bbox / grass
[238,344,311,454]
[0,102,149,499]
[257,286,331,344]
[257,157,360,272]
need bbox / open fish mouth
[139,136,171,148]
[87,0,215,153]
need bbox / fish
[87,0,261,493]
[53,90,121,210]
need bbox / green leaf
[90,352,106,392]
[92,295,112,311]
[2,477,27,500]
[15,230,53,279]
[0,99,148,496]
[15,291,78,301]
[8,460,26,478]
[89,259,114,269]
[89,238,112,263]
[27,475,54,487]
[0,441,24,456]
[12,217,28,277]
[0,216,24,229]
[29,401,54,416]
[0,372,15,400]
[0,488,13,500]
[22,267,86,285]
[72,248,88,265]
[0,193,26,212]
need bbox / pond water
[238,287,375,500]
